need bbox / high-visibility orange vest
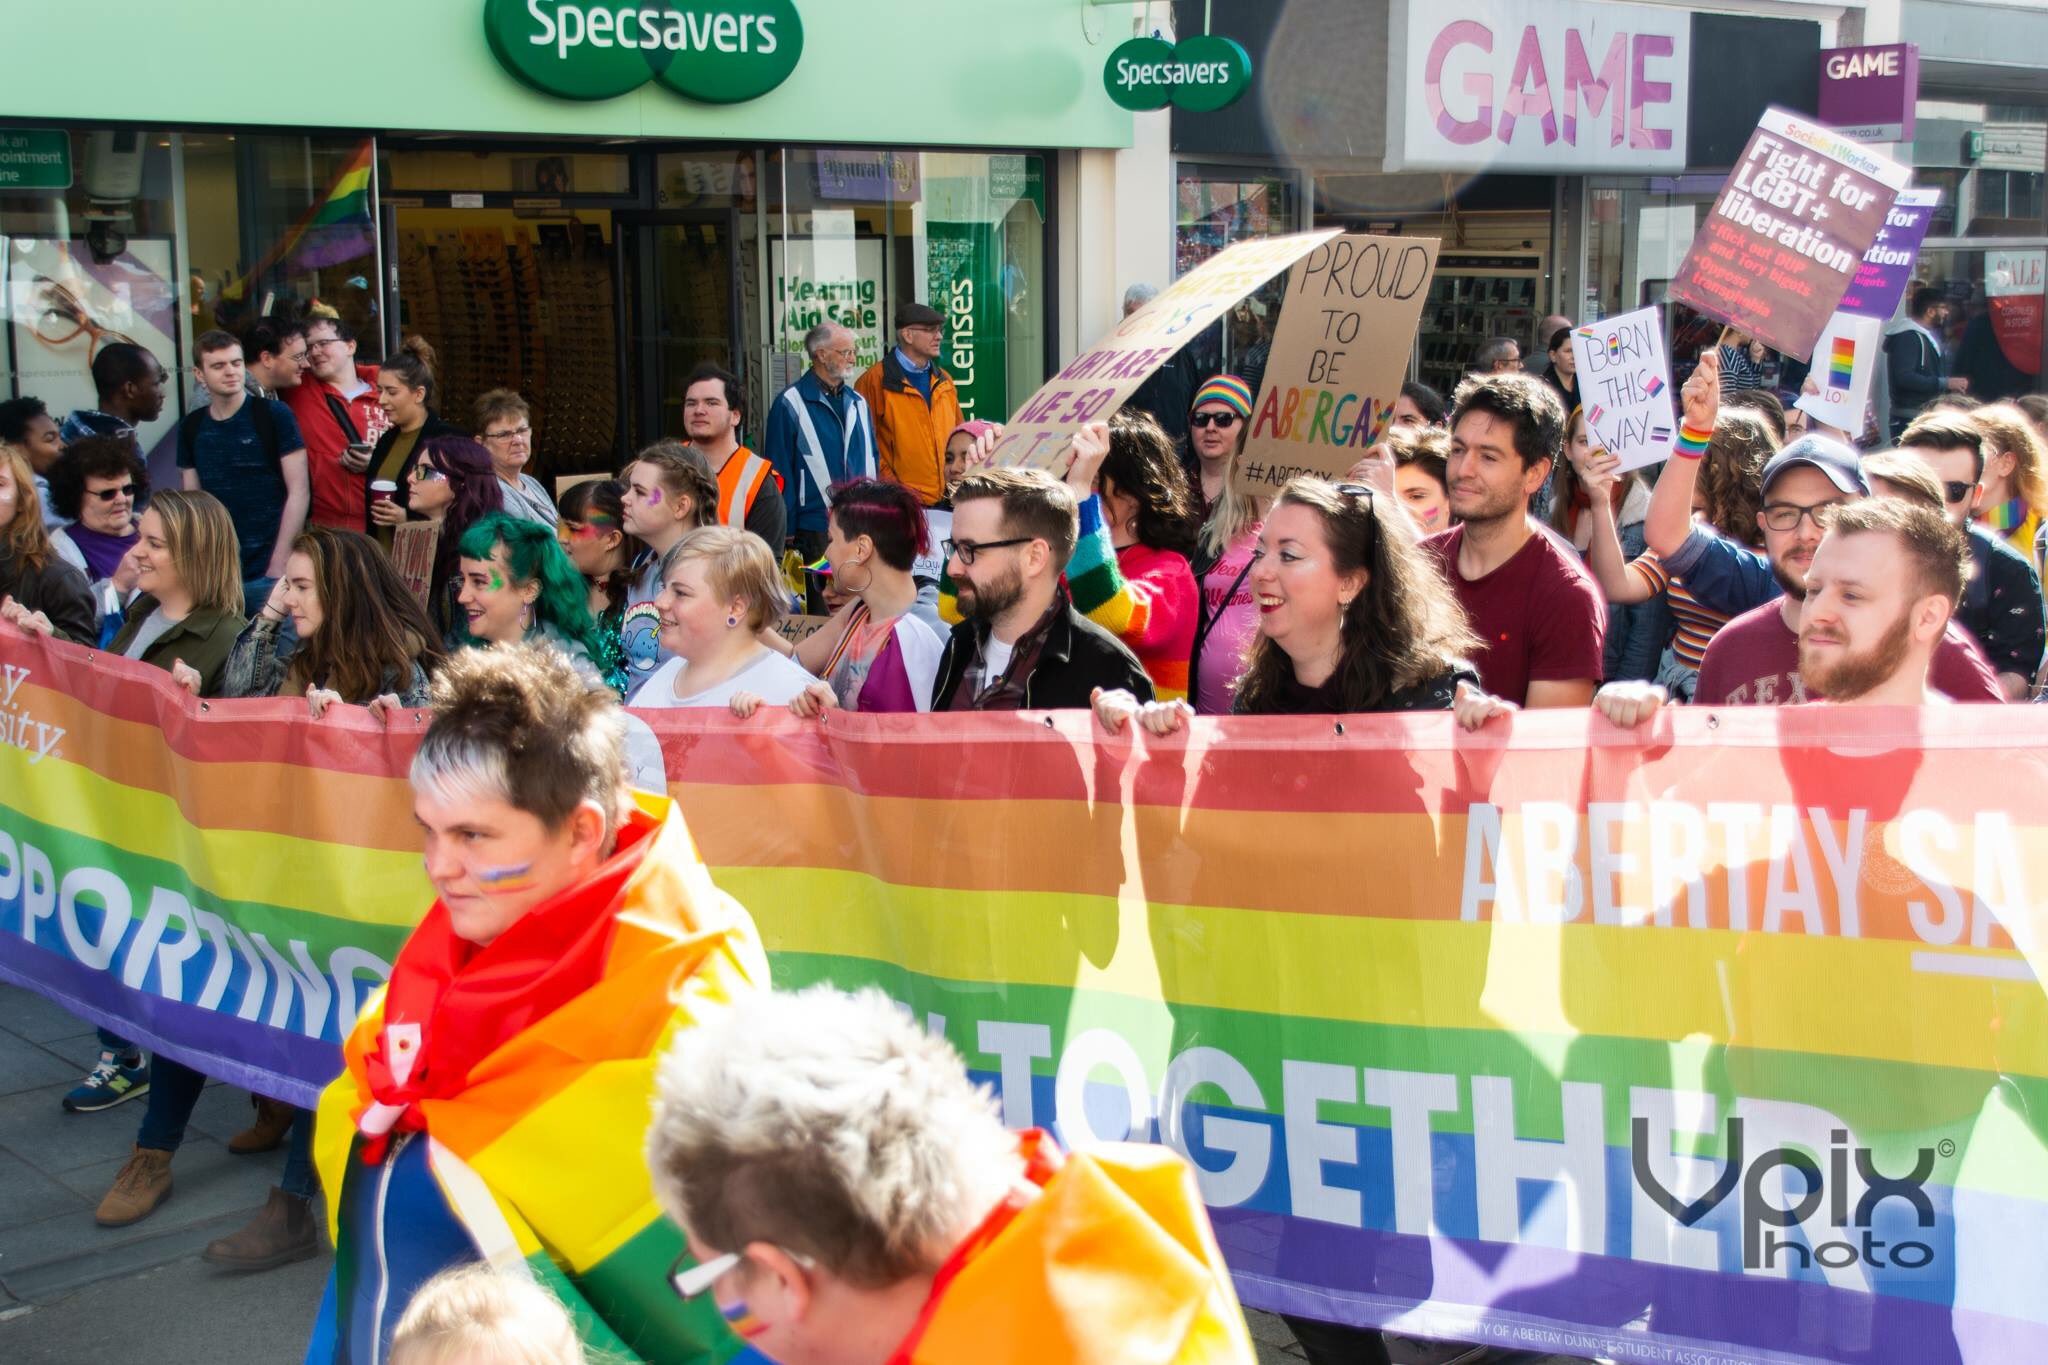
[715,446,779,530]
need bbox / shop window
[1913,246,2045,402]
[1910,100,2046,238]
[1175,164,1298,276]
[2,128,378,479]
[756,149,1045,431]
[385,150,630,197]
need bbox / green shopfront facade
[0,0,1137,484]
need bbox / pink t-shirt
[1693,599,2004,705]
[1194,524,1261,716]
[1422,523,1606,706]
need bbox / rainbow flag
[223,140,374,302]
[1829,335,1858,390]
[7,627,2048,1364]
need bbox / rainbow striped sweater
[1066,496,1198,702]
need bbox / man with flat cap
[857,300,965,507]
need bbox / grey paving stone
[0,1151,86,1228]
[0,1247,331,1358]
[0,1037,73,1101]
[0,1082,153,1175]
[4,1140,273,1274]
[0,988,94,1046]
[35,1033,104,1074]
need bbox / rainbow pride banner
[4,628,2048,1364]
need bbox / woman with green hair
[453,512,626,695]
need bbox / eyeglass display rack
[1415,253,1542,396]
[396,223,619,478]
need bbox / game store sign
[485,0,803,103]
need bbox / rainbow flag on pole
[1829,335,1858,390]
[222,139,374,301]
[8,628,2048,1364]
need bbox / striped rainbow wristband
[1674,421,1713,458]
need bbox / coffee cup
[370,479,399,503]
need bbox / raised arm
[1644,348,1719,559]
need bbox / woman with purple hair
[391,434,503,640]
[783,477,946,714]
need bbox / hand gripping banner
[3,626,2046,1364]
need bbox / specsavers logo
[485,0,804,103]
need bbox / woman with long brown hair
[0,447,95,644]
[1095,476,1487,730]
[363,335,462,542]
[220,525,444,713]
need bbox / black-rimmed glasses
[1760,499,1845,532]
[943,537,1033,566]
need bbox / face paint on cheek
[647,487,664,505]
[472,862,537,895]
[720,1301,768,1340]
[489,570,506,593]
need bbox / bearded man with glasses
[929,460,1152,710]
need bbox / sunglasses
[87,483,138,501]
[1943,480,1975,504]
[410,464,448,482]
[1189,411,1242,429]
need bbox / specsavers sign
[485,0,803,102]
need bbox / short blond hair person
[646,986,1256,1365]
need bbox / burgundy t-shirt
[1422,523,1606,705]
[1693,599,2004,705]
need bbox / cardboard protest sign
[554,472,608,500]
[390,521,441,612]
[989,228,1341,469]
[1232,235,1439,494]
[1838,187,1940,320]
[1570,307,1677,473]
[1793,311,1883,436]
[1667,107,1911,361]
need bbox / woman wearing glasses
[392,436,504,640]
[1094,477,1488,734]
[474,389,557,529]
[304,644,766,1364]
[46,437,149,635]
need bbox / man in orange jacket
[857,302,964,508]
[647,987,1257,1364]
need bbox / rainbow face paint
[473,862,537,895]
[720,1299,768,1340]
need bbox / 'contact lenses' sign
[485,0,803,103]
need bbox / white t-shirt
[981,633,1016,685]
[634,648,816,710]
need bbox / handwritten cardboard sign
[1667,107,1911,362]
[1232,234,1439,494]
[390,521,441,613]
[1794,311,1883,437]
[775,614,832,647]
[1570,306,1677,473]
[989,229,1341,469]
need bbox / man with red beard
[1798,499,1970,704]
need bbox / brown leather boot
[202,1186,320,1270]
[227,1096,296,1155]
[95,1146,173,1226]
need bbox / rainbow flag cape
[9,628,2048,1364]
[1829,335,1857,390]
[305,796,768,1364]
[897,1133,1255,1362]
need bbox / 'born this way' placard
[1570,305,1676,473]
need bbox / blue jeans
[135,1057,317,1199]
